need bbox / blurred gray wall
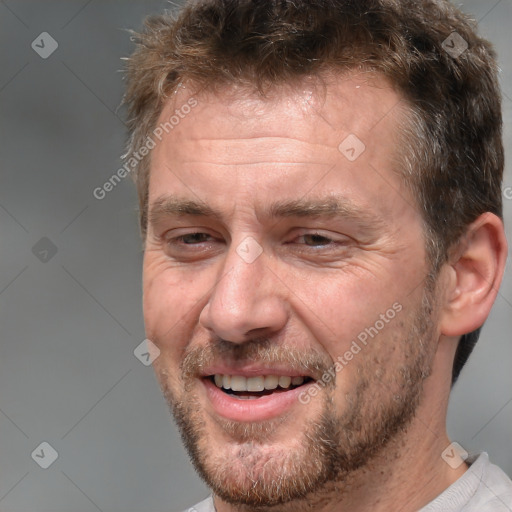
[0,1,510,511]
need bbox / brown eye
[177,233,212,244]
[300,234,333,247]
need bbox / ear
[439,212,508,337]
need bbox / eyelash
[296,233,334,247]
[166,232,338,248]
[172,233,213,245]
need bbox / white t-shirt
[180,453,512,511]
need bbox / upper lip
[199,364,317,379]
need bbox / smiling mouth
[207,374,313,400]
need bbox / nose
[199,240,288,343]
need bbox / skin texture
[142,73,507,511]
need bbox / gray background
[0,1,511,511]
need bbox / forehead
[155,72,407,153]
[147,72,415,228]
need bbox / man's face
[143,75,439,507]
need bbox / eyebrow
[148,194,385,230]
[149,196,220,226]
[269,197,376,222]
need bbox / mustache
[180,336,333,381]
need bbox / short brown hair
[123,0,504,383]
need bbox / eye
[286,230,353,259]
[298,233,334,247]
[173,232,213,244]
[161,230,224,262]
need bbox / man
[123,0,512,510]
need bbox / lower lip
[202,378,313,422]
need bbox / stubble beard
[157,287,437,509]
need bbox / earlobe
[439,213,508,337]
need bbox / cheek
[289,267,405,354]
[143,258,206,350]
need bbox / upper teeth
[213,374,305,392]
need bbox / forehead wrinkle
[179,161,333,168]
[169,136,339,166]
